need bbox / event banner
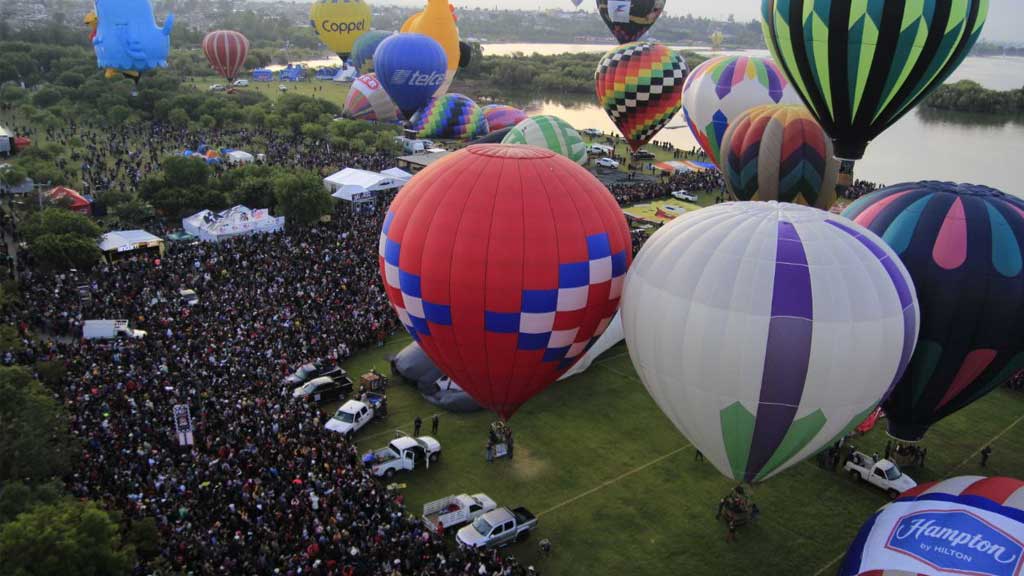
[173,404,194,446]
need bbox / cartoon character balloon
[373,33,448,119]
[309,0,371,60]
[622,202,919,483]
[481,105,528,133]
[843,182,1024,441]
[379,145,632,420]
[202,30,249,83]
[91,0,173,79]
[682,55,802,168]
[596,42,686,151]
[596,0,665,44]
[501,116,587,165]
[762,0,988,161]
[721,105,838,209]
[409,93,489,140]
[344,73,399,123]
[400,0,460,96]
[351,30,392,74]
[840,476,1024,576]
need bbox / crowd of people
[607,169,725,205]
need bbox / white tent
[324,168,405,202]
[182,205,285,242]
[226,150,255,165]
[99,230,164,255]
[333,65,357,83]
[380,167,413,181]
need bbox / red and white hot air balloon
[202,30,250,83]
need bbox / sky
[372,0,1023,44]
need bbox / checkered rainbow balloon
[408,93,489,140]
[378,144,632,420]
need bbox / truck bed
[512,507,535,524]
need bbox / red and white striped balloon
[202,30,250,82]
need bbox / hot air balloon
[379,144,631,420]
[762,0,988,161]
[90,0,173,81]
[501,116,587,166]
[596,0,665,44]
[458,40,472,68]
[481,105,527,133]
[596,42,686,152]
[710,31,724,51]
[408,93,488,140]
[842,182,1024,442]
[351,30,392,74]
[721,104,838,209]
[344,73,399,123]
[373,33,448,119]
[400,0,460,96]
[840,476,1024,576]
[309,0,371,61]
[682,55,801,168]
[621,202,919,483]
[202,30,250,83]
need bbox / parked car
[581,128,602,136]
[423,493,497,534]
[631,150,656,160]
[363,435,441,478]
[283,362,348,387]
[232,79,249,87]
[291,376,351,404]
[278,84,288,92]
[208,84,225,92]
[844,451,917,498]
[671,190,698,202]
[179,288,199,306]
[587,144,613,155]
[324,395,385,438]
[596,157,620,169]
[456,507,537,549]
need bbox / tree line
[924,80,1024,115]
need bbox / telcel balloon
[682,55,801,168]
[840,476,1024,576]
[481,105,527,133]
[373,33,448,119]
[843,182,1024,441]
[501,116,587,166]
[379,145,631,420]
[762,0,988,160]
[91,0,174,74]
[722,104,838,209]
[351,30,392,74]
[400,0,460,96]
[596,0,665,44]
[344,73,399,123]
[622,202,919,483]
[202,30,249,83]
[409,93,489,140]
[309,0,371,60]
[596,42,687,151]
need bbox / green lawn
[336,334,1024,575]
[193,75,351,105]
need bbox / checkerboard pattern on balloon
[409,93,489,140]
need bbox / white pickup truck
[423,493,497,534]
[363,435,441,479]
[456,506,537,549]
[844,451,917,498]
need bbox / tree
[273,171,331,227]
[28,234,103,271]
[0,499,134,576]
[0,366,75,484]
[20,209,100,244]
[114,199,154,226]
[167,107,190,127]
[161,156,210,189]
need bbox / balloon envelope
[374,33,448,118]
[840,476,1024,576]
[481,105,528,133]
[596,42,686,151]
[501,115,587,165]
[408,93,488,140]
[722,104,838,209]
[400,0,461,96]
[762,0,988,160]
[622,202,919,482]
[596,0,665,44]
[202,30,249,82]
[843,182,1024,441]
[344,73,399,123]
[351,30,392,74]
[682,55,801,168]
[378,145,632,420]
[309,0,371,59]
[92,0,173,73]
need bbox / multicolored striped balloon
[843,182,1024,441]
[343,73,399,123]
[350,30,392,74]
[622,202,919,483]
[840,476,1024,576]
[501,115,587,165]
[481,105,528,133]
[408,93,489,140]
[682,55,801,168]
[722,104,838,209]
[762,0,989,160]
[595,42,687,151]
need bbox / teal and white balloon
[501,115,587,165]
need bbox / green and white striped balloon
[501,115,588,165]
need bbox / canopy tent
[225,150,255,165]
[332,66,357,82]
[323,168,405,202]
[182,205,285,242]
[0,126,12,156]
[380,167,413,181]
[653,160,714,173]
[315,67,339,80]
[252,69,273,82]
[99,229,164,261]
[47,186,92,215]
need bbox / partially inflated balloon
[596,42,686,151]
[92,0,174,74]
[379,145,631,420]
[501,116,587,165]
[762,0,988,160]
[400,0,460,96]
[374,33,448,118]
[309,0,371,60]
[682,55,801,168]
[843,182,1024,441]
[722,105,838,209]
[622,202,919,483]
[481,105,527,133]
[350,30,392,74]
[409,93,488,140]
[344,73,399,122]
[202,30,249,82]
[596,0,665,44]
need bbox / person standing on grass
[431,414,439,435]
[726,520,737,543]
[695,449,704,462]
[981,445,993,467]
[414,415,422,437]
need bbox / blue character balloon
[373,33,448,119]
[92,0,174,75]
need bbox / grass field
[333,334,1024,575]
[195,76,352,105]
